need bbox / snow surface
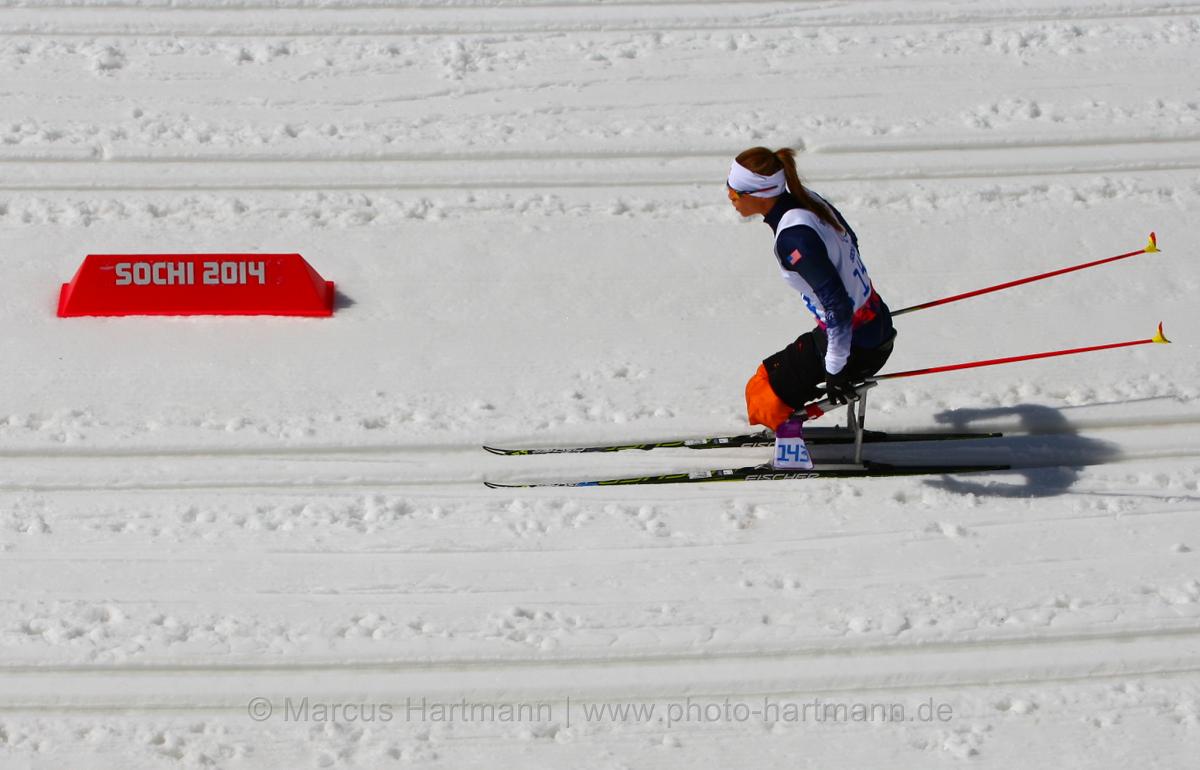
[2,0,1200,767]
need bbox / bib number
[774,438,814,470]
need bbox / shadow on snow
[920,403,1121,499]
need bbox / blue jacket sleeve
[776,225,854,374]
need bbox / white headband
[727,160,786,197]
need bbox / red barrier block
[58,254,335,317]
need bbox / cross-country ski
[484,459,1014,488]
[482,426,1002,456]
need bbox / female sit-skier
[727,146,897,468]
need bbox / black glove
[823,367,858,405]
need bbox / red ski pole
[876,323,1171,380]
[892,233,1160,317]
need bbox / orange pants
[744,363,794,431]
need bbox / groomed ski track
[3,426,1199,767]
[3,0,1200,767]
[0,420,1197,491]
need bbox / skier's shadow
[921,403,1121,498]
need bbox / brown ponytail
[734,146,843,233]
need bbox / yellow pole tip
[1153,322,1171,344]
[1146,231,1160,253]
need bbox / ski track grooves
[6,135,1200,191]
[4,624,1199,711]
[5,2,1200,37]
[8,623,1200,674]
[4,451,1199,493]
[6,132,1200,164]
[2,411,1197,460]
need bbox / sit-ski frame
[795,380,880,467]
